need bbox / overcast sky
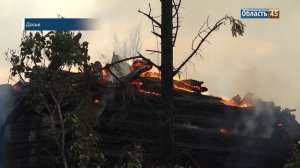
[0,0,299,120]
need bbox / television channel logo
[241,8,279,19]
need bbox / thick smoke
[245,100,277,138]
[233,93,278,138]
[229,94,281,168]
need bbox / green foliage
[6,30,97,168]
[67,115,106,168]
[6,30,92,115]
[6,31,90,81]
[285,145,300,168]
[126,145,143,168]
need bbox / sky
[0,0,299,120]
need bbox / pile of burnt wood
[95,80,299,168]
[94,54,300,167]
[1,55,300,168]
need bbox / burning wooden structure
[96,59,299,167]
[0,56,299,168]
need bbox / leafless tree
[138,0,245,162]
[113,25,142,58]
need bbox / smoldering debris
[231,93,278,138]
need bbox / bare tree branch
[152,31,162,38]
[48,89,68,168]
[173,16,245,76]
[172,0,182,47]
[102,53,160,71]
[172,0,181,18]
[113,25,142,58]
[138,3,163,62]
[173,18,223,76]
[138,3,161,28]
[146,49,162,54]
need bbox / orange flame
[101,68,110,80]
[132,59,146,71]
[221,97,239,106]
[94,59,206,96]
[131,70,207,95]
[173,80,205,93]
[140,71,161,79]
[221,97,253,108]
[139,89,161,95]
[131,80,161,96]
[173,83,195,93]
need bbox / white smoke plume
[233,93,278,138]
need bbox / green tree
[6,30,103,168]
[126,145,143,168]
[66,115,106,167]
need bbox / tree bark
[160,0,174,163]
[50,90,68,168]
[57,103,68,168]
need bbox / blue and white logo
[241,8,269,19]
[24,18,98,31]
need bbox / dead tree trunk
[138,0,244,164]
[160,0,174,162]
